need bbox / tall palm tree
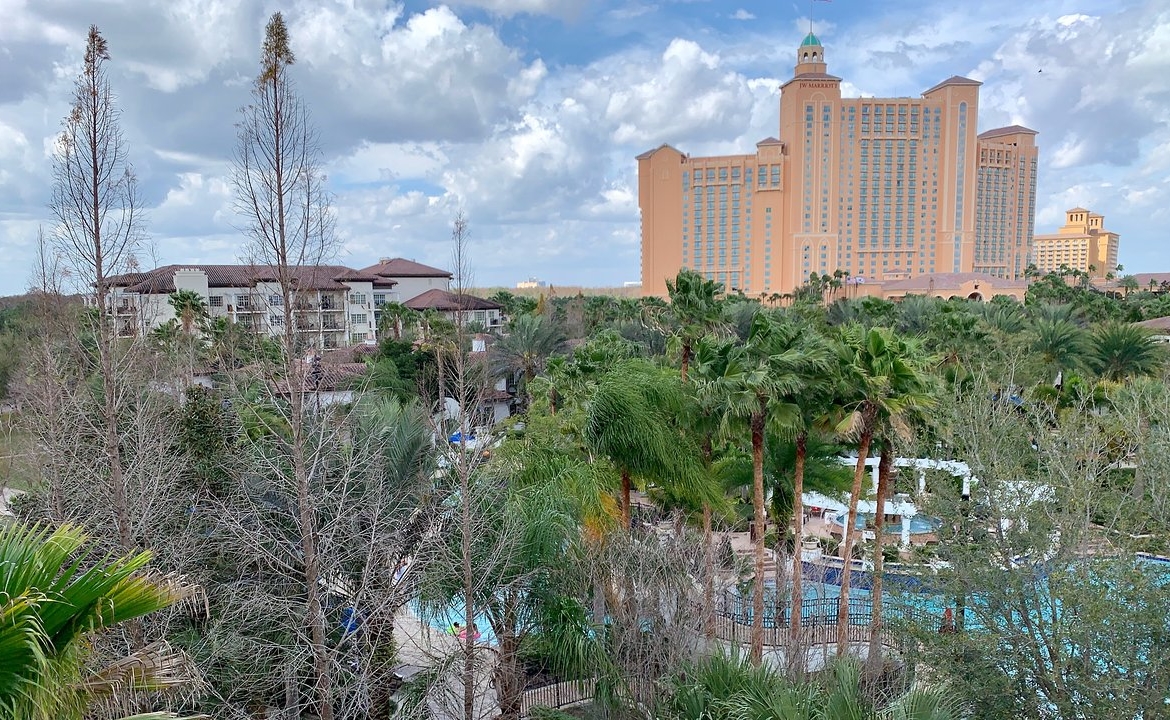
[0,523,198,720]
[667,268,725,381]
[777,367,846,646]
[167,289,206,334]
[835,326,934,658]
[489,314,566,410]
[713,313,833,664]
[1087,323,1164,381]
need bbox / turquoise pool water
[828,513,943,534]
[411,600,498,645]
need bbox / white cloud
[0,0,1167,293]
[731,9,755,21]
[443,0,588,20]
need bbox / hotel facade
[638,33,1039,298]
[1031,208,1119,279]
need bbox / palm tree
[167,289,206,334]
[835,326,934,658]
[776,365,845,647]
[1118,275,1140,298]
[377,302,415,340]
[1087,323,1164,381]
[489,314,566,410]
[667,269,725,381]
[1029,316,1090,379]
[0,523,198,720]
[713,313,832,664]
[668,651,964,719]
[584,359,698,530]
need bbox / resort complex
[637,33,1040,299]
[3,8,1169,720]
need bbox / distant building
[637,31,1039,298]
[516,278,547,289]
[873,271,1027,302]
[404,289,504,329]
[360,257,452,299]
[106,264,386,348]
[1031,208,1119,279]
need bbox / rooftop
[881,272,1027,292]
[923,75,983,95]
[361,257,453,279]
[977,124,1040,140]
[110,264,382,294]
[404,289,503,312]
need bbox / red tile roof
[923,75,983,94]
[112,264,380,293]
[978,125,1039,140]
[404,289,502,312]
[361,257,452,279]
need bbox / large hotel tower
[638,33,1039,297]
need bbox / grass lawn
[0,413,37,492]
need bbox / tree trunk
[837,411,875,658]
[495,599,523,720]
[868,438,894,670]
[680,340,691,383]
[790,432,807,645]
[703,503,715,641]
[620,468,632,531]
[750,409,767,665]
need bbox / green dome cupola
[796,31,826,71]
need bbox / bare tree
[48,25,142,556]
[230,12,338,720]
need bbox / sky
[0,0,1167,295]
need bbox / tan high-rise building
[1031,208,1119,279]
[637,33,1040,297]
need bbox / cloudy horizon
[0,0,1166,295]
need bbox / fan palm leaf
[0,523,199,720]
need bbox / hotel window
[349,293,367,305]
[351,313,367,325]
[270,315,284,327]
[209,296,224,308]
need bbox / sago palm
[0,523,199,720]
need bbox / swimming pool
[828,513,942,534]
[411,599,498,645]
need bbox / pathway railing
[520,678,595,716]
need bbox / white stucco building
[106,264,394,348]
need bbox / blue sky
[0,0,1166,294]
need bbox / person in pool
[449,622,462,635]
